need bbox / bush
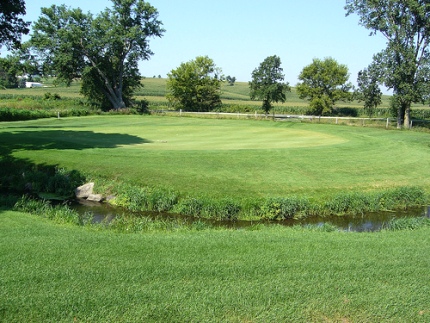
[43,92,61,100]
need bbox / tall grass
[13,196,93,226]
[103,180,427,220]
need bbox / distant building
[25,82,43,88]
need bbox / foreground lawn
[1,115,429,201]
[1,210,429,322]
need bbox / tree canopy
[0,0,30,49]
[28,0,164,110]
[249,55,290,114]
[296,57,352,116]
[355,66,382,117]
[345,0,430,128]
[166,56,223,112]
[0,55,22,88]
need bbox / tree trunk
[397,103,403,129]
[403,103,411,129]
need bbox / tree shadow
[0,130,151,206]
[0,130,150,155]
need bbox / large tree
[296,57,352,115]
[28,0,164,110]
[249,55,291,114]
[345,0,430,128]
[0,0,30,49]
[166,56,223,112]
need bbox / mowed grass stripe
[2,115,430,199]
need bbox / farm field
[1,115,429,202]
[0,77,400,110]
[1,210,429,322]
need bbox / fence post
[180,109,182,116]
[386,118,389,129]
[57,111,60,119]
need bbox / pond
[71,200,430,232]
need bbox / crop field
[0,77,400,109]
[2,115,429,202]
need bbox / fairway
[1,115,429,200]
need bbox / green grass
[1,210,429,322]
[2,115,429,203]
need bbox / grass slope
[1,115,429,201]
[1,210,429,322]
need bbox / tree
[345,0,430,128]
[226,75,236,86]
[296,57,352,116]
[28,0,164,110]
[0,57,18,88]
[0,55,23,88]
[249,55,290,114]
[0,0,30,49]
[166,56,223,112]
[355,66,382,117]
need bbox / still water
[72,200,429,232]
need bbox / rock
[86,194,104,202]
[75,182,94,198]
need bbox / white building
[25,82,43,88]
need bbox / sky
[5,0,389,90]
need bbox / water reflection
[71,200,428,232]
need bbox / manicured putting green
[119,120,347,150]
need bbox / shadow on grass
[0,130,150,153]
[0,130,150,209]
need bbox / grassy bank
[2,115,430,199]
[1,210,429,322]
[1,115,429,219]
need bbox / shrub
[43,92,61,100]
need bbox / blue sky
[10,0,388,88]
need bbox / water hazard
[72,199,430,232]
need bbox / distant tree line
[0,0,429,125]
